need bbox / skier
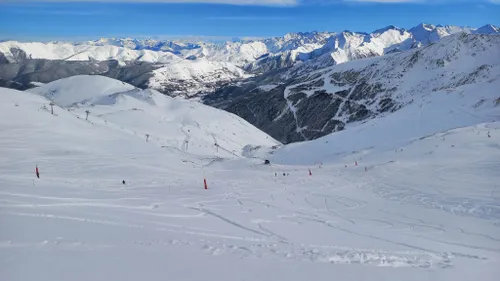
[122,180,126,185]
[36,165,40,179]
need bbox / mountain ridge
[1,24,499,144]
[203,32,500,143]
[1,23,497,67]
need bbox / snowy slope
[1,84,499,281]
[148,59,250,97]
[27,75,279,157]
[266,34,500,163]
[271,79,500,165]
[205,32,500,144]
[26,75,136,107]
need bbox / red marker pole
[201,159,208,190]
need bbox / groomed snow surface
[1,76,499,281]
[26,75,279,158]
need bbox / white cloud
[6,9,101,15]
[344,0,499,3]
[345,0,424,2]
[0,0,298,6]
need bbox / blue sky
[0,0,499,42]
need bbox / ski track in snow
[1,157,499,273]
[284,83,309,141]
[0,185,454,269]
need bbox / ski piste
[1,74,499,281]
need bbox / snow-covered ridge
[1,23,498,99]
[203,33,500,144]
[1,23,497,68]
[0,41,183,64]
[26,75,280,157]
[268,33,500,163]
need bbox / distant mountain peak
[283,31,322,40]
[411,23,436,32]
[372,25,405,35]
[1,22,498,102]
[475,24,500,34]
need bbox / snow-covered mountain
[0,41,182,64]
[1,25,499,146]
[3,16,500,281]
[1,23,497,98]
[2,24,497,69]
[2,65,499,281]
[26,75,279,157]
[0,41,249,97]
[474,24,500,35]
[148,59,250,98]
[204,33,500,144]
[409,24,474,46]
[84,37,200,54]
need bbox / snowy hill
[204,33,500,143]
[26,75,136,107]
[26,75,279,157]
[1,77,499,281]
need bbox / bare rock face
[204,67,399,144]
